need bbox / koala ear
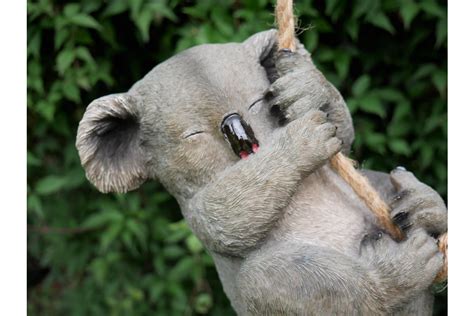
[243,29,278,62]
[76,93,149,193]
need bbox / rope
[330,153,404,240]
[275,0,296,51]
[434,233,448,282]
[274,0,447,283]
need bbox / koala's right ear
[243,29,278,62]
[76,93,150,193]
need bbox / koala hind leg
[236,242,382,315]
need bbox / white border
[0,1,26,315]
[0,1,465,315]
[448,1,474,315]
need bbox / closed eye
[184,131,204,139]
[248,97,264,110]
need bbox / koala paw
[265,51,328,124]
[280,109,342,173]
[389,168,447,237]
[361,228,443,297]
[265,51,354,154]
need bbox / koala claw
[389,170,447,236]
[279,48,293,54]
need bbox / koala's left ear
[76,93,150,193]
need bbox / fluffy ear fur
[76,93,149,193]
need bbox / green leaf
[346,98,358,114]
[54,27,70,50]
[125,219,147,248]
[334,51,351,80]
[75,46,94,65]
[121,231,138,254]
[435,17,447,47]
[400,0,420,29]
[420,0,445,18]
[423,115,444,134]
[68,14,101,30]
[134,10,153,42]
[35,100,55,122]
[100,223,123,250]
[63,4,80,17]
[56,49,75,75]
[353,0,378,19]
[89,257,108,285]
[130,0,144,19]
[35,175,68,195]
[420,145,434,168]
[392,100,411,121]
[373,88,404,102]
[367,12,395,34]
[127,286,144,301]
[185,235,203,254]
[432,70,447,97]
[388,139,412,156]
[82,210,124,229]
[165,227,189,243]
[325,0,339,16]
[346,18,359,41]
[102,0,129,17]
[27,194,44,218]
[163,245,185,259]
[314,18,333,33]
[387,119,411,138]
[168,257,194,281]
[194,293,213,314]
[358,94,387,118]
[303,31,318,52]
[412,64,436,80]
[27,30,41,58]
[352,75,370,97]
[364,132,386,154]
[27,151,41,167]
[148,3,177,22]
[150,283,165,303]
[63,81,81,103]
[62,167,86,190]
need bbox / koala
[76,30,447,315]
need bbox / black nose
[221,113,259,159]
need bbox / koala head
[76,30,352,200]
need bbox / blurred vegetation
[27,0,447,315]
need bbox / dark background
[27,0,447,314]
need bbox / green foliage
[27,0,447,315]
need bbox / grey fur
[76,29,447,315]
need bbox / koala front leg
[360,168,447,237]
[389,168,447,236]
[185,110,341,256]
[266,51,354,154]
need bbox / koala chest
[268,165,379,256]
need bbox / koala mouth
[221,113,259,159]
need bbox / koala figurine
[76,30,447,315]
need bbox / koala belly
[267,164,380,256]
